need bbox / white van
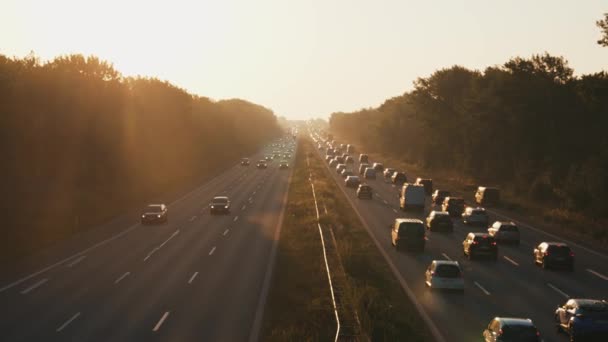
[399,184,426,211]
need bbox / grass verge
[261,137,432,341]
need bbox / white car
[425,260,464,291]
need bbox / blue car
[555,298,608,341]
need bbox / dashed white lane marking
[504,256,519,266]
[392,208,398,213]
[248,197,253,202]
[114,272,130,284]
[547,283,569,298]
[21,278,49,294]
[153,311,170,332]
[474,281,491,295]
[189,216,197,222]
[383,200,389,205]
[56,312,81,332]
[586,269,608,281]
[242,205,246,210]
[233,216,239,222]
[188,272,198,284]
[209,247,216,255]
[375,193,381,197]
[252,191,257,195]
[441,253,452,261]
[144,230,180,261]
[66,255,86,268]
[223,229,229,236]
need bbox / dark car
[555,298,608,341]
[425,211,454,232]
[240,158,250,166]
[372,163,384,172]
[463,232,498,260]
[462,207,489,226]
[383,168,396,179]
[141,204,168,224]
[345,156,354,164]
[476,186,500,206]
[483,317,541,342]
[442,197,465,217]
[391,219,426,252]
[279,161,289,169]
[415,178,433,195]
[335,156,345,164]
[341,169,354,179]
[488,221,520,245]
[345,176,361,188]
[534,242,574,270]
[256,160,267,168]
[359,163,370,175]
[391,172,407,185]
[359,154,369,164]
[432,190,450,205]
[210,196,231,215]
[357,184,373,199]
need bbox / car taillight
[569,252,575,257]
[497,329,503,336]
[544,252,550,256]
[491,242,497,246]
[472,241,479,245]
[536,330,540,336]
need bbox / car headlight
[225,205,229,209]
[157,214,161,218]
[142,215,145,218]
[211,206,215,209]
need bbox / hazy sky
[2,0,607,119]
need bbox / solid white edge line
[209,247,216,255]
[114,272,130,284]
[503,255,520,266]
[56,312,81,332]
[586,269,608,281]
[441,253,452,261]
[248,155,293,342]
[152,311,170,332]
[547,283,569,298]
[474,281,491,295]
[20,278,49,294]
[67,255,86,268]
[188,272,198,284]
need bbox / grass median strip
[261,138,432,341]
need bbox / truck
[399,184,426,212]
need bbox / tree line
[0,54,280,266]
[330,53,608,219]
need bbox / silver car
[425,260,464,291]
[462,207,489,226]
[488,221,520,245]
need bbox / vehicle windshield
[434,265,461,278]
[501,225,518,232]
[147,205,163,213]
[212,198,228,204]
[399,223,424,237]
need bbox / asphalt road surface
[314,137,608,342]
[0,145,293,342]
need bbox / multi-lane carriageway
[314,135,607,342]
[0,144,294,342]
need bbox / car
[345,156,354,164]
[372,162,384,172]
[279,161,289,169]
[432,189,450,205]
[336,163,347,174]
[533,242,574,270]
[415,178,433,195]
[318,145,324,151]
[463,232,498,260]
[359,154,369,163]
[265,156,273,161]
[329,159,339,167]
[141,204,168,224]
[363,167,376,179]
[462,206,489,226]
[483,317,541,342]
[391,218,426,252]
[345,176,361,188]
[210,196,231,215]
[325,155,333,162]
[487,221,520,245]
[476,186,500,206]
[442,197,465,217]
[240,158,250,166]
[399,184,426,211]
[425,260,464,291]
[341,153,349,159]
[555,298,608,341]
[426,210,453,232]
[359,163,370,175]
[335,156,345,164]
[391,172,407,185]
[347,144,355,154]
[341,169,354,179]
[383,168,396,179]
[256,160,267,168]
[357,184,373,199]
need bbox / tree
[597,13,608,47]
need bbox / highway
[313,136,608,342]
[0,143,293,342]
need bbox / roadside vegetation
[262,138,431,341]
[328,52,608,249]
[0,54,281,267]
